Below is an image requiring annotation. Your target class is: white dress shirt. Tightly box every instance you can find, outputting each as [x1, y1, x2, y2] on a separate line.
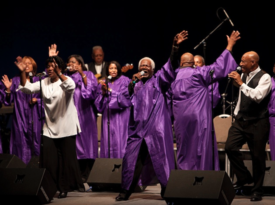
[234, 67, 271, 116]
[18, 76, 81, 138]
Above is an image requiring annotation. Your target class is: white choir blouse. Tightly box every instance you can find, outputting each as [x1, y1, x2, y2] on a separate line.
[18, 76, 81, 138]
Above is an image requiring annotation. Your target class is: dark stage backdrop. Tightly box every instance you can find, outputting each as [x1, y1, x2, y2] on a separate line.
[1, 1, 274, 115]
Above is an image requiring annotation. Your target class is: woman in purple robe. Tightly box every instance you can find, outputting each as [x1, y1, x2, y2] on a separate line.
[268, 63, 275, 160]
[95, 61, 131, 158]
[66, 54, 98, 181]
[170, 31, 240, 171]
[1, 56, 43, 164]
[0, 82, 5, 153]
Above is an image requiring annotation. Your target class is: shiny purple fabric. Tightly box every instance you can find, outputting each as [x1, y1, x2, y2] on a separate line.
[268, 77, 275, 160]
[171, 50, 238, 170]
[67, 71, 98, 159]
[4, 76, 43, 164]
[208, 82, 220, 108]
[0, 82, 5, 153]
[121, 59, 175, 190]
[95, 75, 131, 158]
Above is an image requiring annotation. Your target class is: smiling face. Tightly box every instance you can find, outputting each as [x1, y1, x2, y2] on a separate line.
[24, 58, 34, 74]
[108, 63, 118, 78]
[194, 56, 204, 67]
[138, 59, 153, 78]
[239, 52, 259, 74]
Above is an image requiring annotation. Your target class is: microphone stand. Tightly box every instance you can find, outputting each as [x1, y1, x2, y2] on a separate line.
[194, 18, 229, 54]
[210, 70, 215, 170]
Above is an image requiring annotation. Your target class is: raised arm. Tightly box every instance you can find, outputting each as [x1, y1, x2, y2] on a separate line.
[170, 30, 188, 69]
[14, 56, 27, 86]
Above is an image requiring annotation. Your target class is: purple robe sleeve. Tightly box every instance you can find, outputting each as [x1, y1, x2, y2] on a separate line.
[208, 82, 220, 108]
[157, 59, 176, 91]
[198, 49, 238, 86]
[80, 71, 98, 100]
[94, 83, 108, 113]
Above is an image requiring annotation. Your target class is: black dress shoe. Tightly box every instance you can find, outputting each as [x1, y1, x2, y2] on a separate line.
[58, 192, 68, 198]
[115, 190, 131, 201]
[233, 178, 253, 190]
[250, 192, 262, 201]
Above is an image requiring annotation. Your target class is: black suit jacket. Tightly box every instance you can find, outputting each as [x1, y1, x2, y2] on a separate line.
[86, 61, 108, 78]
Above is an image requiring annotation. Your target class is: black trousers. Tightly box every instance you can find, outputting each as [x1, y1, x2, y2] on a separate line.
[225, 117, 269, 193]
[42, 135, 84, 192]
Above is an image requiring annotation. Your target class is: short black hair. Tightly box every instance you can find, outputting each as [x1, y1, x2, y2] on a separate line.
[45, 56, 65, 72]
[108, 61, 122, 78]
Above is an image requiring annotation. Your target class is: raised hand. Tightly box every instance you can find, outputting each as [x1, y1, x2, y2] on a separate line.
[226, 30, 241, 51]
[49, 44, 59, 57]
[14, 56, 27, 72]
[2, 75, 12, 90]
[173, 30, 188, 45]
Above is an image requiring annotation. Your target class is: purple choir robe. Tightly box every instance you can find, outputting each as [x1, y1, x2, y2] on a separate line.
[0, 82, 5, 153]
[171, 50, 238, 170]
[121, 59, 175, 190]
[4, 76, 43, 164]
[268, 77, 275, 160]
[95, 75, 131, 158]
[67, 71, 98, 159]
[208, 82, 220, 108]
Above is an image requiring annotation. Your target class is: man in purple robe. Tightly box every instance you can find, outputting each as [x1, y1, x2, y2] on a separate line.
[170, 31, 240, 171]
[269, 63, 275, 160]
[115, 30, 188, 201]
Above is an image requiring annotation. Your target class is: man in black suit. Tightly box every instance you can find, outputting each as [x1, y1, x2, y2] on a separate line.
[85, 46, 108, 79]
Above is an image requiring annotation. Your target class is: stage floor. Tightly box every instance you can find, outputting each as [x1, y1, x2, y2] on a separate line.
[46, 183, 275, 205]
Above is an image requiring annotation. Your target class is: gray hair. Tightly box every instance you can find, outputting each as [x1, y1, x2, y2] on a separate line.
[194, 55, 205, 65]
[92, 46, 103, 52]
[138, 57, 155, 70]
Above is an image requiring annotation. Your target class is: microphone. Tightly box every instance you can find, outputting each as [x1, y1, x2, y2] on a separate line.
[29, 72, 33, 83]
[65, 66, 71, 72]
[223, 9, 234, 27]
[236, 66, 242, 74]
[133, 71, 145, 83]
[209, 70, 215, 75]
[227, 66, 242, 83]
[35, 71, 47, 77]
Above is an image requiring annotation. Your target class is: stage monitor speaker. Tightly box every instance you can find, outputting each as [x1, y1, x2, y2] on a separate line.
[87, 158, 122, 192]
[164, 170, 235, 205]
[0, 154, 26, 168]
[233, 160, 275, 187]
[0, 168, 57, 204]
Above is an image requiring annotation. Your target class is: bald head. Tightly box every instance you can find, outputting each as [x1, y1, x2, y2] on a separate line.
[240, 51, 260, 73]
[243, 51, 260, 64]
[180, 52, 194, 67]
